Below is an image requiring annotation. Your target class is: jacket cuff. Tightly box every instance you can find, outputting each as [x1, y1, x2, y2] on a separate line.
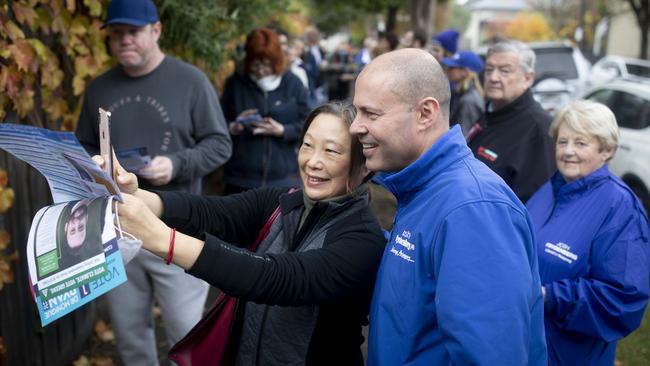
[155, 190, 190, 223]
[167, 154, 181, 180]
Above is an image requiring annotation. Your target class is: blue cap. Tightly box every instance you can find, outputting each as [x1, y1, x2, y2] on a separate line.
[104, 0, 159, 28]
[442, 51, 484, 73]
[433, 29, 459, 54]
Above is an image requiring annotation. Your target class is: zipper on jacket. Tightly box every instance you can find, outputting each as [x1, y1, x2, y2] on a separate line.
[261, 90, 270, 187]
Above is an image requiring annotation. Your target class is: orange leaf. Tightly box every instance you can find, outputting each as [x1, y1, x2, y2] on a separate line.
[12, 3, 39, 29]
[2, 21, 26, 42]
[0, 258, 15, 291]
[0, 229, 10, 250]
[0, 188, 15, 213]
[41, 65, 64, 89]
[0, 168, 7, 188]
[0, 95, 7, 121]
[8, 39, 37, 73]
[0, 65, 23, 99]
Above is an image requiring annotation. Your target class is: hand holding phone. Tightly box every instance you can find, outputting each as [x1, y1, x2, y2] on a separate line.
[236, 112, 262, 127]
[98, 108, 116, 179]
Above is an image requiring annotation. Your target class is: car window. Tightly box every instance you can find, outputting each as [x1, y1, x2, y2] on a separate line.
[609, 91, 649, 130]
[534, 47, 579, 82]
[626, 63, 650, 78]
[586, 89, 615, 105]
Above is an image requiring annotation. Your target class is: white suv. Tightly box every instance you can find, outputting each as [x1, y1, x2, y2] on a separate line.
[583, 80, 650, 214]
[529, 41, 592, 114]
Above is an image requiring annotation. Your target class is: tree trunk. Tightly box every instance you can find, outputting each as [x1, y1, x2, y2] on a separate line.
[386, 6, 399, 33]
[410, 0, 438, 42]
[627, 0, 650, 59]
[434, 0, 449, 33]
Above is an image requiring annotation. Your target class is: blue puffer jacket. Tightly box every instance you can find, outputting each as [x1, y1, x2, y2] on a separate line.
[526, 165, 650, 366]
[221, 69, 309, 188]
[368, 126, 548, 366]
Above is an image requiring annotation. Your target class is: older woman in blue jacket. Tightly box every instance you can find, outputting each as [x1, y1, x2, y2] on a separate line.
[526, 100, 650, 366]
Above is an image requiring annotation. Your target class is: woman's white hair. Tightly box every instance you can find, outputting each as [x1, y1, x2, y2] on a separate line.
[549, 100, 619, 159]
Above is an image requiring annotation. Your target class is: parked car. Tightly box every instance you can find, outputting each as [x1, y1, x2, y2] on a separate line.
[583, 80, 650, 214]
[528, 41, 592, 114]
[590, 55, 650, 86]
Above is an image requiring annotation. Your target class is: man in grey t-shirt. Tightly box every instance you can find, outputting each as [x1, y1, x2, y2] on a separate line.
[75, 0, 231, 364]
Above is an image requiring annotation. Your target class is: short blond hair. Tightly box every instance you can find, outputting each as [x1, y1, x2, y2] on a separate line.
[550, 100, 619, 158]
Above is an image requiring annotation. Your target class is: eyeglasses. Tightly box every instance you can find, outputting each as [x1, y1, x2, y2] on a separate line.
[249, 60, 272, 71]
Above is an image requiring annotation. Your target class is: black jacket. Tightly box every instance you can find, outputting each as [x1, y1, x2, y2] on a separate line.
[468, 89, 555, 203]
[221, 70, 310, 189]
[158, 187, 385, 365]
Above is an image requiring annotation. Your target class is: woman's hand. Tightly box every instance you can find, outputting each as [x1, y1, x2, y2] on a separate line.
[118, 193, 205, 269]
[93, 154, 138, 194]
[253, 117, 285, 137]
[230, 108, 259, 136]
[117, 193, 169, 253]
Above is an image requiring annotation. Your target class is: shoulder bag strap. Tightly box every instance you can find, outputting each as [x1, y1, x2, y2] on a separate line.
[249, 188, 296, 252]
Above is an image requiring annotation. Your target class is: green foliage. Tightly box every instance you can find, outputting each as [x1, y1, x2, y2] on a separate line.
[305, 0, 405, 35]
[447, 0, 470, 34]
[617, 305, 650, 365]
[158, 0, 291, 72]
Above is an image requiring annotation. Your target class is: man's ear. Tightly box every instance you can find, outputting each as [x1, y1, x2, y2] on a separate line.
[524, 70, 535, 88]
[152, 21, 162, 41]
[416, 97, 440, 131]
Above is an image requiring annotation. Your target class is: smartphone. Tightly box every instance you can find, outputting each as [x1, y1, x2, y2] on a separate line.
[98, 108, 114, 179]
[237, 113, 262, 127]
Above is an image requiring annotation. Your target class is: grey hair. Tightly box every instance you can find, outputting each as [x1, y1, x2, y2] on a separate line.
[487, 40, 536, 73]
[549, 100, 619, 159]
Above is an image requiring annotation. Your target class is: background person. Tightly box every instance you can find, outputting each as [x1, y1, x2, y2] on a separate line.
[99, 101, 385, 365]
[442, 50, 485, 137]
[222, 27, 310, 194]
[430, 28, 459, 61]
[468, 40, 555, 203]
[74, 0, 232, 364]
[351, 48, 547, 365]
[526, 100, 650, 366]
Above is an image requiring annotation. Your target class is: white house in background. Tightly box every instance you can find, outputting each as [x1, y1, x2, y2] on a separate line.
[594, 1, 650, 59]
[462, 0, 530, 50]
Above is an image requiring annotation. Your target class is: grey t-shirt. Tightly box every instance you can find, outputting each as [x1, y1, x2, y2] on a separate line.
[76, 56, 231, 193]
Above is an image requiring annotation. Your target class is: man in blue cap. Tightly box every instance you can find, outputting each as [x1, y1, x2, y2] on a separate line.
[442, 50, 485, 137]
[75, 0, 232, 364]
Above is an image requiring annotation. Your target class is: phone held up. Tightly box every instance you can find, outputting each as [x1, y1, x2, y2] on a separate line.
[98, 108, 116, 180]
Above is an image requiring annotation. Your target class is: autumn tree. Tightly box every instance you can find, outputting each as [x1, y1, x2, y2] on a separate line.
[505, 12, 554, 42]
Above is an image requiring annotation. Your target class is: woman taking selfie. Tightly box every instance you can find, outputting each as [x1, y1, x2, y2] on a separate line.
[526, 100, 650, 365]
[101, 102, 385, 365]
